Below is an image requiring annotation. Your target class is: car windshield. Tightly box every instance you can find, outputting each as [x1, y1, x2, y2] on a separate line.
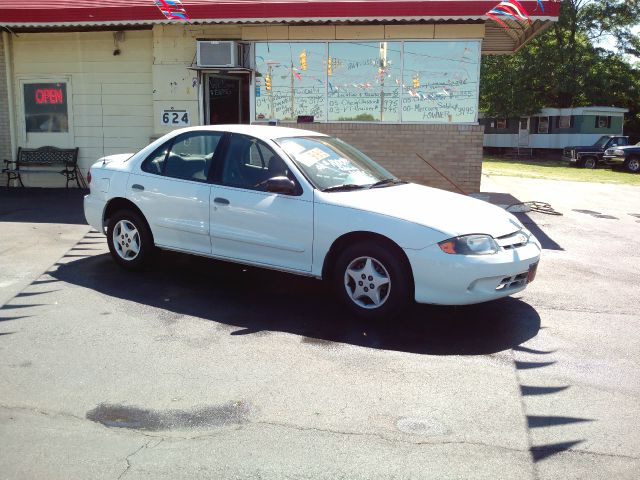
[592, 136, 611, 148]
[275, 136, 398, 191]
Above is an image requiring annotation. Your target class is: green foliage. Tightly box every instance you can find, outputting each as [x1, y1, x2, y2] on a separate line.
[337, 113, 376, 121]
[480, 0, 640, 140]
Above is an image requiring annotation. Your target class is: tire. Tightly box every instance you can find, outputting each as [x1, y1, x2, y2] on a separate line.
[624, 157, 640, 173]
[106, 209, 153, 270]
[333, 241, 412, 320]
[582, 156, 597, 169]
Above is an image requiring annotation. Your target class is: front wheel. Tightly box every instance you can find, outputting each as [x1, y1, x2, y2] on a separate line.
[624, 157, 640, 173]
[106, 209, 153, 270]
[333, 241, 412, 320]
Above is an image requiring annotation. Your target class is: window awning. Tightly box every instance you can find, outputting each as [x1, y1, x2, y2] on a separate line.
[1, 1, 560, 28]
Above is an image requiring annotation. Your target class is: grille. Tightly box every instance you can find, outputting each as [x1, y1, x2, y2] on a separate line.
[496, 272, 528, 291]
[496, 231, 529, 250]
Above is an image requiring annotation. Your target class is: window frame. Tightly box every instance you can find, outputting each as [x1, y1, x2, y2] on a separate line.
[538, 116, 550, 134]
[595, 116, 612, 129]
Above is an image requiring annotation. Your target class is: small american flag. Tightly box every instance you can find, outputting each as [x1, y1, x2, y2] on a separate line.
[154, 0, 190, 21]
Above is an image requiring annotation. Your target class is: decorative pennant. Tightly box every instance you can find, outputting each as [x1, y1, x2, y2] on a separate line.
[486, 0, 534, 30]
[154, 0, 190, 21]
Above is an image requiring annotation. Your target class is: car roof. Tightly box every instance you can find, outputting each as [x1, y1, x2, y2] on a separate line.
[168, 124, 328, 142]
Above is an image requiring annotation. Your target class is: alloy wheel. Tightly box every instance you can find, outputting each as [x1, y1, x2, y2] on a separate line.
[343, 256, 391, 309]
[112, 219, 141, 261]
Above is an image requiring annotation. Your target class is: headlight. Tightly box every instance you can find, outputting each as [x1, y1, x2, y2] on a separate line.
[438, 234, 499, 255]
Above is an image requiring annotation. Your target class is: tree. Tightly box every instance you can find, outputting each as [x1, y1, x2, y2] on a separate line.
[480, 0, 640, 140]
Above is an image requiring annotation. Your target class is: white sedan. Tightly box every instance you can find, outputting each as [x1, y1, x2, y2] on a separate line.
[84, 125, 541, 319]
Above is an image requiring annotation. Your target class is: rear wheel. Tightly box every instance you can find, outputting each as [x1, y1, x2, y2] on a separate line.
[106, 209, 153, 270]
[624, 157, 640, 173]
[333, 241, 412, 320]
[582, 156, 597, 169]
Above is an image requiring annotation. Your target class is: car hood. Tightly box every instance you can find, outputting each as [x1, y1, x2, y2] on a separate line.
[564, 145, 603, 152]
[315, 183, 523, 238]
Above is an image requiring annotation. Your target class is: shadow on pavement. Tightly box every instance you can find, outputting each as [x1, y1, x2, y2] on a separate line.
[51, 249, 541, 356]
[478, 192, 563, 251]
[0, 188, 87, 225]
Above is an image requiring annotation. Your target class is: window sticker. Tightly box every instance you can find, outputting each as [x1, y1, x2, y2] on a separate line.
[296, 147, 331, 167]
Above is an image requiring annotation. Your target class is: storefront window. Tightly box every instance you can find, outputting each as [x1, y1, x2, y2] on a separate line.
[327, 41, 401, 122]
[255, 43, 327, 121]
[402, 42, 480, 123]
[24, 83, 69, 132]
[254, 40, 480, 124]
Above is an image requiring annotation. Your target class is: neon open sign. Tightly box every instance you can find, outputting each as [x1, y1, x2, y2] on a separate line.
[35, 88, 64, 105]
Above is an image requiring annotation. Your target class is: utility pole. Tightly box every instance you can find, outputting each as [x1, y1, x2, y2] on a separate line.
[379, 42, 387, 121]
[290, 61, 295, 120]
[266, 62, 276, 120]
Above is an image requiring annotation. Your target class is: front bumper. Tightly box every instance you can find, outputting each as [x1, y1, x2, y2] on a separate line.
[561, 155, 577, 164]
[405, 237, 541, 306]
[603, 155, 626, 166]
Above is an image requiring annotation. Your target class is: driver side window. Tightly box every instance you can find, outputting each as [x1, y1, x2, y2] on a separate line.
[221, 134, 295, 192]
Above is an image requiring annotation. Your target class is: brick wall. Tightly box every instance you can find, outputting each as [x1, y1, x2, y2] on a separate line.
[280, 123, 484, 193]
[0, 35, 11, 163]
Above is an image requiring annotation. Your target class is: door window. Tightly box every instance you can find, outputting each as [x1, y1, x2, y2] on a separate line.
[221, 134, 295, 192]
[24, 83, 69, 133]
[141, 132, 223, 181]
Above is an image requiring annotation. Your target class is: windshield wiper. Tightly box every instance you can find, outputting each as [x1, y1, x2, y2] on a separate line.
[322, 184, 367, 192]
[369, 178, 407, 188]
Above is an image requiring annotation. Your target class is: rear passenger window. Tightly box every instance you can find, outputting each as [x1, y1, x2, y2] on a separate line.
[142, 132, 223, 181]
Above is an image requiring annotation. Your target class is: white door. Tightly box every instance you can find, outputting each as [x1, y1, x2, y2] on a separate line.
[20, 77, 74, 148]
[127, 131, 224, 254]
[210, 133, 314, 272]
[518, 118, 530, 147]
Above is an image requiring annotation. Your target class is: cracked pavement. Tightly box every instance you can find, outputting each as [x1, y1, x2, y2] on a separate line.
[0, 177, 639, 479]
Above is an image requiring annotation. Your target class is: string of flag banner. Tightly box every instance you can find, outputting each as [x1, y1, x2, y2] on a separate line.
[150, 1, 556, 28]
[261, 48, 471, 102]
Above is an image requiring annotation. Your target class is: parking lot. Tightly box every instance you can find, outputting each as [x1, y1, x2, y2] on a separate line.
[1, 175, 639, 479]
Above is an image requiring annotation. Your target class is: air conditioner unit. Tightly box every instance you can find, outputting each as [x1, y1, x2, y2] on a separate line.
[197, 41, 240, 68]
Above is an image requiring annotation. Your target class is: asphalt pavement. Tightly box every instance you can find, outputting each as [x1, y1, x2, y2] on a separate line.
[0, 177, 638, 479]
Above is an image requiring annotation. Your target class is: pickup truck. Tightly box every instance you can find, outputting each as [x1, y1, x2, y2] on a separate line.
[603, 142, 640, 173]
[561, 135, 630, 169]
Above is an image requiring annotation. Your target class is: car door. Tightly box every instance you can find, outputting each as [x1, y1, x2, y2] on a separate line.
[127, 131, 224, 254]
[209, 133, 314, 272]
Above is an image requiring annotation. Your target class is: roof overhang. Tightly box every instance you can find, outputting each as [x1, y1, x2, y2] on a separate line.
[1, 1, 560, 54]
[1, 1, 560, 28]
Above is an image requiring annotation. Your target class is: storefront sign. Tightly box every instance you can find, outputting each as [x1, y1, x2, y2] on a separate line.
[24, 82, 69, 133]
[161, 110, 190, 126]
[35, 87, 64, 105]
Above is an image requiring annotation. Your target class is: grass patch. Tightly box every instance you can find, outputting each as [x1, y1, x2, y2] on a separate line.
[483, 156, 640, 186]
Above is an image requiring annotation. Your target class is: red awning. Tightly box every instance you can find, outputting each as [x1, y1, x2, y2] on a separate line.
[1, 1, 560, 27]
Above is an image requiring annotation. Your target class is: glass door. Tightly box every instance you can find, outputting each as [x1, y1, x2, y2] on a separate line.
[205, 74, 249, 124]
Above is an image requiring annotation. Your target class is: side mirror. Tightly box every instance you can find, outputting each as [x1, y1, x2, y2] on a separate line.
[265, 176, 297, 195]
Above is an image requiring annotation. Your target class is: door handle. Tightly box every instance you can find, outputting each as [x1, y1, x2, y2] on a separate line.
[214, 197, 230, 205]
[131, 184, 145, 191]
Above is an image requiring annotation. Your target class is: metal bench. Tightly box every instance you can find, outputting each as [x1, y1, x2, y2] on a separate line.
[2, 146, 86, 188]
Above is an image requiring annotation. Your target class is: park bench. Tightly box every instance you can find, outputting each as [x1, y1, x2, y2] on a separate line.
[2, 146, 86, 188]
